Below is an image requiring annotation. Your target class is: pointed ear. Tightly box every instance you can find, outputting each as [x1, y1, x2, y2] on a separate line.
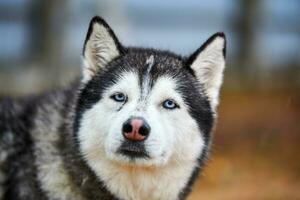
[82, 16, 123, 82]
[187, 32, 226, 111]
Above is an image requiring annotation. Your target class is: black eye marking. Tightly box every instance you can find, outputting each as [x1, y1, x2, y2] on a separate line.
[162, 99, 179, 110]
[110, 92, 127, 103]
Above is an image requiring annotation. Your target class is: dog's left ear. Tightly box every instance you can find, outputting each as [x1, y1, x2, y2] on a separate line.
[82, 16, 123, 82]
[187, 33, 226, 111]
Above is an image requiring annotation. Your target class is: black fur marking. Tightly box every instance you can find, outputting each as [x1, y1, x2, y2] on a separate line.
[175, 73, 213, 143]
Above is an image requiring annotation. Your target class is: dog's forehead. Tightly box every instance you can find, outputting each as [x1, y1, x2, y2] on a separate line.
[116, 50, 184, 75]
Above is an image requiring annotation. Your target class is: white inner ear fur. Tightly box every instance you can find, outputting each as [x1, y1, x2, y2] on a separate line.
[190, 36, 225, 111]
[82, 23, 120, 83]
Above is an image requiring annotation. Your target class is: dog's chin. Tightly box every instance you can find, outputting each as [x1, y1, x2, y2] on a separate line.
[104, 152, 149, 166]
[106, 150, 168, 167]
[118, 149, 150, 160]
[105, 140, 170, 167]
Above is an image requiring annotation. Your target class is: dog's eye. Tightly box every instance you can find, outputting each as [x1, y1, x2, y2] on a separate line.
[111, 92, 127, 102]
[162, 99, 178, 110]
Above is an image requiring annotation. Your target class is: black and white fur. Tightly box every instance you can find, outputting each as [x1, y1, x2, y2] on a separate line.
[0, 16, 226, 200]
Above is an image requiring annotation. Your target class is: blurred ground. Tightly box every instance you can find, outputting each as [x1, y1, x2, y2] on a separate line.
[188, 90, 300, 200]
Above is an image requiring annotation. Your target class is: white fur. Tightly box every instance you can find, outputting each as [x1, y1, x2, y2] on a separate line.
[190, 36, 225, 111]
[141, 55, 155, 100]
[82, 22, 120, 83]
[78, 71, 204, 200]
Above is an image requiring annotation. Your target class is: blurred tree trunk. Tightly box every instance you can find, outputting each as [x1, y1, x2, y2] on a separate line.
[296, 1, 300, 85]
[234, 0, 259, 80]
[28, 1, 67, 84]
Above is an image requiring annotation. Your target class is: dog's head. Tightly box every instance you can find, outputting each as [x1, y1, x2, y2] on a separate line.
[74, 17, 225, 171]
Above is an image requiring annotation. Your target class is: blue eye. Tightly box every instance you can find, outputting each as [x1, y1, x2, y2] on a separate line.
[111, 93, 126, 102]
[162, 99, 178, 109]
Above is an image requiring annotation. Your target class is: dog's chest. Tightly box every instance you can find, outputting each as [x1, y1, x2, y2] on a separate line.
[96, 161, 196, 200]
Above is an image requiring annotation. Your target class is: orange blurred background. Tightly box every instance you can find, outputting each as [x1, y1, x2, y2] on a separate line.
[188, 90, 300, 199]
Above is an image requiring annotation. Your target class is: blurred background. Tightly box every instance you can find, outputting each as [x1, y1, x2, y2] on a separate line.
[0, 0, 299, 199]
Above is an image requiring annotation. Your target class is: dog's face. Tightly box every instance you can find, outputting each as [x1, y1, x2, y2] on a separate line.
[75, 17, 225, 172]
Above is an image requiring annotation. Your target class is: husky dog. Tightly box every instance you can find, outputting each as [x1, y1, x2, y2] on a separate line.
[0, 16, 226, 200]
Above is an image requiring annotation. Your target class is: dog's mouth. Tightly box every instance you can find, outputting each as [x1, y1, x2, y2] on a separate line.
[117, 141, 150, 159]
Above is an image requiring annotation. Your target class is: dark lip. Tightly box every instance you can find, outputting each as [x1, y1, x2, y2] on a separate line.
[117, 141, 150, 159]
[118, 149, 150, 159]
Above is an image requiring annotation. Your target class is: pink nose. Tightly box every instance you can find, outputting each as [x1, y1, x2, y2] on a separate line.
[122, 117, 150, 141]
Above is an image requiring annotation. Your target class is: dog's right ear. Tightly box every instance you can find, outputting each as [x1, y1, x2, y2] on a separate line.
[187, 33, 226, 111]
[82, 16, 123, 82]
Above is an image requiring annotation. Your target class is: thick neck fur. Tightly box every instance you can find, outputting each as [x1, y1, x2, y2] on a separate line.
[87, 157, 199, 200]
